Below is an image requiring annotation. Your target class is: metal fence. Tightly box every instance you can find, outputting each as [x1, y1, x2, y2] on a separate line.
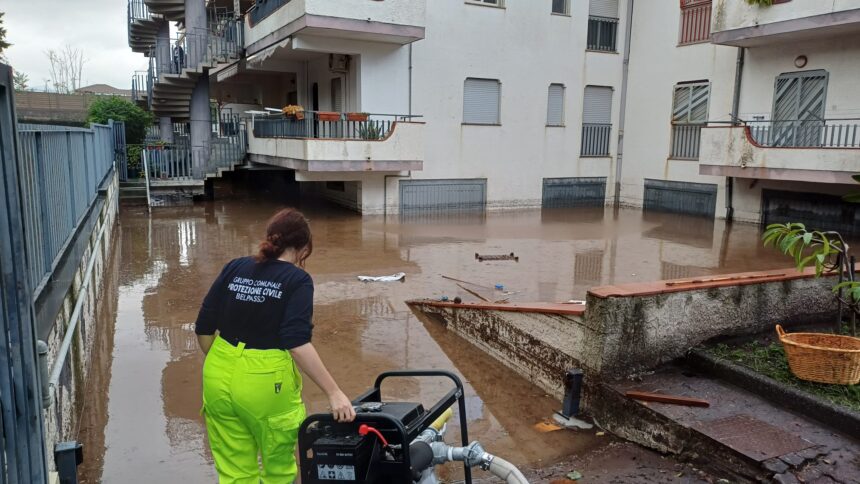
[249, 0, 292, 26]
[671, 124, 703, 159]
[747, 119, 860, 148]
[0, 63, 49, 484]
[587, 16, 618, 52]
[253, 112, 415, 140]
[580, 123, 612, 156]
[17, 123, 116, 292]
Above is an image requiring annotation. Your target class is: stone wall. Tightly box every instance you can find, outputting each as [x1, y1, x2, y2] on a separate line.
[42, 170, 119, 470]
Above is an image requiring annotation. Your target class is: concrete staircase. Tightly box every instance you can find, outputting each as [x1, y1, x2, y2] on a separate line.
[119, 179, 149, 205]
[143, 0, 185, 21]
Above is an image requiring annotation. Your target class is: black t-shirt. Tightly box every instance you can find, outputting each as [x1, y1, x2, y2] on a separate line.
[194, 256, 314, 350]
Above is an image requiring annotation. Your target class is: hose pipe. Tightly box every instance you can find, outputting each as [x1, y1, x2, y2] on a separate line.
[486, 455, 529, 484]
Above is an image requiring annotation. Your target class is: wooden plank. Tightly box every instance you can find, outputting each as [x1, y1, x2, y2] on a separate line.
[456, 283, 491, 302]
[625, 391, 710, 407]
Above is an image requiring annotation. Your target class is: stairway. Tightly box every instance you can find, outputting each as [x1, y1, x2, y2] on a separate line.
[119, 179, 149, 205]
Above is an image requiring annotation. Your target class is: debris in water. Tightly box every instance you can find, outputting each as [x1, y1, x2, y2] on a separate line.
[475, 252, 519, 262]
[553, 413, 593, 430]
[566, 470, 583, 480]
[357, 272, 406, 282]
[456, 283, 491, 302]
[533, 421, 563, 433]
[596, 431, 605, 437]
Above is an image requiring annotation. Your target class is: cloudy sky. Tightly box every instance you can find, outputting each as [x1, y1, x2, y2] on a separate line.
[3, 0, 145, 90]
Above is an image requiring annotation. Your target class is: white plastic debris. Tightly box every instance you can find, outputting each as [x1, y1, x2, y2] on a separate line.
[357, 272, 406, 283]
[552, 412, 594, 430]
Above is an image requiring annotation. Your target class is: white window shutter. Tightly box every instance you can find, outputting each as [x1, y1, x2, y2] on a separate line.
[464, 78, 501, 125]
[547, 84, 565, 126]
[582, 86, 612, 124]
[589, 0, 618, 17]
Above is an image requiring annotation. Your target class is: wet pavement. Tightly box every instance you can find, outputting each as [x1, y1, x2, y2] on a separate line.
[78, 201, 795, 483]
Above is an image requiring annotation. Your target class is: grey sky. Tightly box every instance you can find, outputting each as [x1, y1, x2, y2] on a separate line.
[3, 0, 145, 90]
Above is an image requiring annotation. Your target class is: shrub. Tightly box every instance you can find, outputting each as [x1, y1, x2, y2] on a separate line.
[87, 96, 153, 145]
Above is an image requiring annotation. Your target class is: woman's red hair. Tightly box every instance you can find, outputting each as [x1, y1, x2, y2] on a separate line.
[256, 208, 313, 267]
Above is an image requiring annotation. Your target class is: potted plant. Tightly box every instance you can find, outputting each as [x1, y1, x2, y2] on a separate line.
[317, 111, 341, 122]
[126, 145, 142, 179]
[762, 223, 860, 384]
[346, 112, 369, 122]
[358, 123, 384, 140]
[282, 104, 305, 120]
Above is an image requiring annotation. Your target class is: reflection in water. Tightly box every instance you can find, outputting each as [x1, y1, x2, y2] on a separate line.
[80, 202, 795, 483]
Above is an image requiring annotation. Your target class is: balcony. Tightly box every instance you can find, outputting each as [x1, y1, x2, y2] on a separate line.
[698, 121, 860, 184]
[710, 0, 860, 47]
[244, 0, 425, 52]
[248, 112, 424, 172]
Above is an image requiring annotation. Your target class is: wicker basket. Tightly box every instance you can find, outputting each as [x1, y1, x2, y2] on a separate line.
[776, 325, 860, 385]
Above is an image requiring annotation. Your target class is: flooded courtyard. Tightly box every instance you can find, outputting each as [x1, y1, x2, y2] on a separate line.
[78, 200, 795, 483]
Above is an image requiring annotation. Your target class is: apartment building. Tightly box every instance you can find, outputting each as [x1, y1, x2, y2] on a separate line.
[128, 0, 860, 225]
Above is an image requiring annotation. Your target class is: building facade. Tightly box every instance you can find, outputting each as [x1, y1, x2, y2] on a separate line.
[128, 0, 860, 224]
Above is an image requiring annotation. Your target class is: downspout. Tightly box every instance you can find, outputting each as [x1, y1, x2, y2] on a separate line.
[408, 44, 413, 117]
[727, 47, 745, 222]
[384, 43, 415, 217]
[614, 0, 634, 208]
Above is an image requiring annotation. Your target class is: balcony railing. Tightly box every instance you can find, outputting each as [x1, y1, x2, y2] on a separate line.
[587, 16, 618, 52]
[153, 21, 244, 76]
[679, 0, 712, 45]
[671, 124, 704, 159]
[581, 123, 612, 156]
[128, 0, 152, 22]
[249, 0, 292, 26]
[747, 119, 860, 148]
[131, 71, 148, 103]
[253, 112, 419, 140]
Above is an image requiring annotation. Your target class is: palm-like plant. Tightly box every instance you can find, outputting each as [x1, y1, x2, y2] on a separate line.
[763, 223, 857, 336]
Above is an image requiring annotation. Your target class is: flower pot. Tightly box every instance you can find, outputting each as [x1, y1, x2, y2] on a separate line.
[346, 113, 369, 122]
[317, 111, 341, 122]
[294, 111, 305, 121]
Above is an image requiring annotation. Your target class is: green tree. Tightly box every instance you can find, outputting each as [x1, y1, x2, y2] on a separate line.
[0, 12, 11, 62]
[13, 70, 27, 90]
[87, 96, 153, 145]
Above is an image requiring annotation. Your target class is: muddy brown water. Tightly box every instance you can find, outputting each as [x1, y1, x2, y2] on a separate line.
[78, 201, 795, 483]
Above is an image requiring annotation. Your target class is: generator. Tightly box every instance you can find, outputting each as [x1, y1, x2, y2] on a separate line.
[298, 370, 475, 484]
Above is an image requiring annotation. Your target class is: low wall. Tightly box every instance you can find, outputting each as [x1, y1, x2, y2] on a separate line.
[42, 169, 119, 469]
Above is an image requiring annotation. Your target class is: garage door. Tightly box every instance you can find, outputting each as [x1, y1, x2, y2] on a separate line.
[399, 179, 487, 213]
[643, 179, 717, 218]
[762, 189, 860, 235]
[543, 177, 607, 208]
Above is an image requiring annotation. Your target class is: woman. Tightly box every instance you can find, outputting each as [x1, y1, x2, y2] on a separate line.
[195, 208, 355, 483]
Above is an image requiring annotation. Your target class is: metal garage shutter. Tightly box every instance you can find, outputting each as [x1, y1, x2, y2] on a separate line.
[589, 0, 618, 18]
[547, 84, 565, 126]
[762, 189, 860, 235]
[399, 179, 487, 212]
[463, 78, 500, 125]
[643, 179, 717, 218]
[583, 86, 612, 124]
[543, 177, 607, 208]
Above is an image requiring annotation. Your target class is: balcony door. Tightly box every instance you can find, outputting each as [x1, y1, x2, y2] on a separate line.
[771, 70, 827, 147]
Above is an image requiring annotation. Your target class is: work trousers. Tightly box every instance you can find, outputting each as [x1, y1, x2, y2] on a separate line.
[202, 336, 306, 483]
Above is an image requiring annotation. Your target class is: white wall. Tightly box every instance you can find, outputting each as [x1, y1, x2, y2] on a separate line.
[621, 0, 737, 215]
[408, 0, 626, 208]
[711, 0, 860, 33]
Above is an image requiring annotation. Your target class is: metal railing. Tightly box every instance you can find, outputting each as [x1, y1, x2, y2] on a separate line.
[253, 112, 418, 140]
[587, 16, 618, 52]
[747, 119, 860, 148]
[16, 123, 117, 291]
[249, 0, 292, 26]
[679, 0, 712, 45]
[128, 0, 152, 21]
[671, 124, 704, 159]
[154, 21, 244, 77]
[581, 123, 612, 156]
[131, 71, 148, 103]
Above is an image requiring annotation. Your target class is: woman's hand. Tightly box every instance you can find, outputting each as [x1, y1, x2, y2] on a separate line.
[328, 390, 356, 423]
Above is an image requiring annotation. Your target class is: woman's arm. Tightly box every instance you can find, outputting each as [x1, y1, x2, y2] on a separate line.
[197, 334, 215, 355]
[289, 343, 356, 423]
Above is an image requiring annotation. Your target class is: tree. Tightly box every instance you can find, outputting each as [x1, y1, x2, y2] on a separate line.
[46, 45, 86, 93]
[13, 70, 28, 90]
[87, 96, 153, 145]
[0, 12, 10, 62]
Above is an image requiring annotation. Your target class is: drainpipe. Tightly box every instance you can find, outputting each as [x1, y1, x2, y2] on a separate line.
[613, 0, 634, 208]
[726, 47, 745, 222]
[408, 44, 413, 117]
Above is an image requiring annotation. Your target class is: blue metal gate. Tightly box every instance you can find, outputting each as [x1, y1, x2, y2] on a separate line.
[0, 64, 49, 484]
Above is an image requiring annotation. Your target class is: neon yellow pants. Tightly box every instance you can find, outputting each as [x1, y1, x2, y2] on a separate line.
[202, 336, 306, 484]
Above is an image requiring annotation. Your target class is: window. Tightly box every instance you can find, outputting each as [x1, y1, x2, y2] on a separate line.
[587, 0, 619, 52]
[467, 0, 503, 6]
[763, 70, 828, 147]
[679, 0, 712, 45]
[581, 86, 613, 156]
[463, 78, 501, 125]
[552, 0, 570, 15]
[670, 81, 710, 159]
[547, 84, 565, 126]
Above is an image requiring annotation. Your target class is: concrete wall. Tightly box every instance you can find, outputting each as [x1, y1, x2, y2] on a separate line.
[711, 0, 860, 33]
[43, 170, 119, 472]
